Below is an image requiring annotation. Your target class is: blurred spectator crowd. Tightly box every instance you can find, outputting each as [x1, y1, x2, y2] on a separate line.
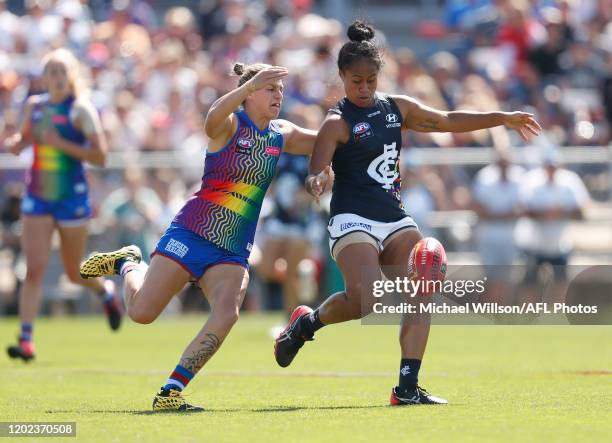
[0, 0, 610, 314]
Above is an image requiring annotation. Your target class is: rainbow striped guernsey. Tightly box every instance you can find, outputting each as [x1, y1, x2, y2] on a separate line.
[173, 110, 284, 257]
[28, 94, 88, 201]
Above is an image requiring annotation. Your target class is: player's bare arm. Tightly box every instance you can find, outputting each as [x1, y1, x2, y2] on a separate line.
[392, 95, 542, 141]
[4, 95, 37, 155]
[305, 114, 345, 201]
[277, 119, 317, 155]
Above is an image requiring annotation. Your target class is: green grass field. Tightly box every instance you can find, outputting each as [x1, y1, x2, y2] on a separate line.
[1, 315, 611, 443]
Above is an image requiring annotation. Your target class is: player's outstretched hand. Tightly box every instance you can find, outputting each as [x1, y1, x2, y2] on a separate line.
[245, 66, 288, 93]
[503, 112, 542, 142]
[306, 166, 333, 204]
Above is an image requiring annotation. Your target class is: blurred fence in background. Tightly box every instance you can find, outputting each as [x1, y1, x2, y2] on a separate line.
[2, 146, 611, 317]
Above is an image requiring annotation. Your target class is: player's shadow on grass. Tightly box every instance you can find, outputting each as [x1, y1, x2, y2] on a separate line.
[250, 405, 387, 413]
[47, 405, 387, 415]
[46, 410, 157, 415]
[129, 405, 387, 414]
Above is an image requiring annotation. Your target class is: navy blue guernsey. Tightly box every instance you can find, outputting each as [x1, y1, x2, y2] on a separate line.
[329, 93, 407, 222]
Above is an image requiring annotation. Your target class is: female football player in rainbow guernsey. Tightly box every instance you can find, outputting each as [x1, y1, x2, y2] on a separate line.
[79, 63, 318, 411]
[4, 49, 122, 362]
[274, 21, 542, 405]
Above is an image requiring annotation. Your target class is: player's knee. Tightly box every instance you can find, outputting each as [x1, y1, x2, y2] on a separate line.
[218, 305, 240, 327]
[212, 299, 240, 327]
[25, 263, 47, 283]
[127, 305, 157, 324]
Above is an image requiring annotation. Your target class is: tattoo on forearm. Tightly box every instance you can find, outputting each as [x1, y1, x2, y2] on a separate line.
[181, 333, 221, 373]
[416, 118, 440, 131]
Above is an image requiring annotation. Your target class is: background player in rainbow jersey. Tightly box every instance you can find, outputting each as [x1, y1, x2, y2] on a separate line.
[4, 48, 121, 362]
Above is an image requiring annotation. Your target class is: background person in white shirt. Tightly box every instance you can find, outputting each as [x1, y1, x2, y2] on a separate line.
[516, 149, 590, 305]
[471, 151, 524, 303]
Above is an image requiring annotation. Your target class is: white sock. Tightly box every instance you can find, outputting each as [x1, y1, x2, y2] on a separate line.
[120, 261, 148, 278]
[120, 262, 148, 307]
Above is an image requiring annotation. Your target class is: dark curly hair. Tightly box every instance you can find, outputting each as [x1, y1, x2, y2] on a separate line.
[337, 20, 383, 72]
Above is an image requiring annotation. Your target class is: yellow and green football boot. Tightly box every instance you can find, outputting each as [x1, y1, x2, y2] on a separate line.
[152, 388, 205, 412]
[80, 245, 142, 279]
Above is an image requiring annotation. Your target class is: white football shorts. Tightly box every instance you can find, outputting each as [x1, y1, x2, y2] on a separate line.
[327, 213, 418, 260]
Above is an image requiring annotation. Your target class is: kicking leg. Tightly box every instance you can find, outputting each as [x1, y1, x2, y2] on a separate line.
[380, 229, 429, 363]
[380, 229, 447, 405]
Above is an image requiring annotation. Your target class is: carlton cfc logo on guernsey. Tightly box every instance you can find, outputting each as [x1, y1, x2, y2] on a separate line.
[353, 122, 373, 141]
[236, 137, 254, 155]
[367, 142, 399, 190]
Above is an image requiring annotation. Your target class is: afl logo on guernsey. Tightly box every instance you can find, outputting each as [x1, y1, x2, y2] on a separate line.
[236, 137, 254, 155]
[353, 122, 372, 141]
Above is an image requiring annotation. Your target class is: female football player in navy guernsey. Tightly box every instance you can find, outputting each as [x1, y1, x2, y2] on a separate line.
[4, 49, 122, 362]
[274, 21, 542, 405]
[79, 63, 317, 411]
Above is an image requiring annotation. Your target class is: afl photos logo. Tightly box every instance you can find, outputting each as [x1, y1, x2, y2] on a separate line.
[235, 137, 254, 155]
[353, 121, 373, 141]
[385, 113, 401, 128]
[367, 142, 399, 190]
